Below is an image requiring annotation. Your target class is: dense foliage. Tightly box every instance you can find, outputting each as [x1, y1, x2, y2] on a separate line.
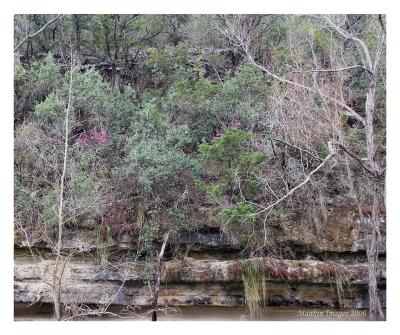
[14, 14, 385, 258]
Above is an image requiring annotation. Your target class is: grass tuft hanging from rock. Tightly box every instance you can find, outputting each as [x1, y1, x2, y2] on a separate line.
[241, 259, 267, 320]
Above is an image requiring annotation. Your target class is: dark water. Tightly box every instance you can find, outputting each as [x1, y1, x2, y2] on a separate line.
[15, 303, 381, 321]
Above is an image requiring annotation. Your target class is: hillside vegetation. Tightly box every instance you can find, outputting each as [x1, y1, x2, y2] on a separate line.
[14, 14, 386, 320]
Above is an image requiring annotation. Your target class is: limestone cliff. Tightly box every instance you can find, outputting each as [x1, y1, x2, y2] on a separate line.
[14, 203, 386, 316]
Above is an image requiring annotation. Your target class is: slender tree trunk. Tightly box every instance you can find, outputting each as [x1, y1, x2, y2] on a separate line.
[151, 232, 169, 321]
[111, 63, 117, 90]
[366, 176, 384, 320]
[365, 77, 384, 320]
[52, 48, 74, 321]
[74, 16, 81, 55]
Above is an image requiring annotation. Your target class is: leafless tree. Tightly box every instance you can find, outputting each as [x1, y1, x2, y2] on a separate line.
[50, 45, 75, 320]
[218, 14, 385, 320]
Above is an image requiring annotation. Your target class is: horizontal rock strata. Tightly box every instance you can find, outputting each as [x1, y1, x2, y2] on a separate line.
[14, 256, 386, 309]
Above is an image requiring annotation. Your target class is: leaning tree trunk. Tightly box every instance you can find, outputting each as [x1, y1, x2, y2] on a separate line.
[150, 232, 169, 321]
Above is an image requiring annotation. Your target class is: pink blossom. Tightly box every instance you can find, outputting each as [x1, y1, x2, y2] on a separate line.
[213, 129, 223, 138]
[78, 127, 110, 145]
[229, 119, 241, 129]
[47, 135, 62, 143]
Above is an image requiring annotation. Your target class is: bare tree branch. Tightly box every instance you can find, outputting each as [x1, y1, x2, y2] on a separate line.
[290, 64, 372, 75]
[335, 142, 376, 176]
[244, 48, 366, 126]
[250, 150, 335, 216]
[270, 137, 324, 162]
[14, 14, 64, 52]
[322, 16, 373, 71]
[217, 18, 366, 126]
[373, 24, 386, 76]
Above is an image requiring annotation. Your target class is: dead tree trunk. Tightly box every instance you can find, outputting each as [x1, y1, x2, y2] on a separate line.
[364, 79, 385, 320]
[366, 176, 384, 320]
[150, 232, 169, 321]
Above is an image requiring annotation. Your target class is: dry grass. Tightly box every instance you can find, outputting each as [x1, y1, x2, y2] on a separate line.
[241, 259, 267, 320]
[328, 262, 352, 307]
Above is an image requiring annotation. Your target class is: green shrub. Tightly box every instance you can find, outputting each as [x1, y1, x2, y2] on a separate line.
[315, 139, 329, 158]
[34, 92, 64, 120]
[199, 129, 265, 194]
[199, 129, 253, 173]
[218, 202, 259, 228]
[146, 44, 190, 85]
[30, 53, 62, 94]
[211, 63, 268, 127]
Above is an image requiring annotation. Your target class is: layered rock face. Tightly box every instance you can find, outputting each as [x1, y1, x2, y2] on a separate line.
[14, 204, 386, 313]
[15, 256, 385, 309]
